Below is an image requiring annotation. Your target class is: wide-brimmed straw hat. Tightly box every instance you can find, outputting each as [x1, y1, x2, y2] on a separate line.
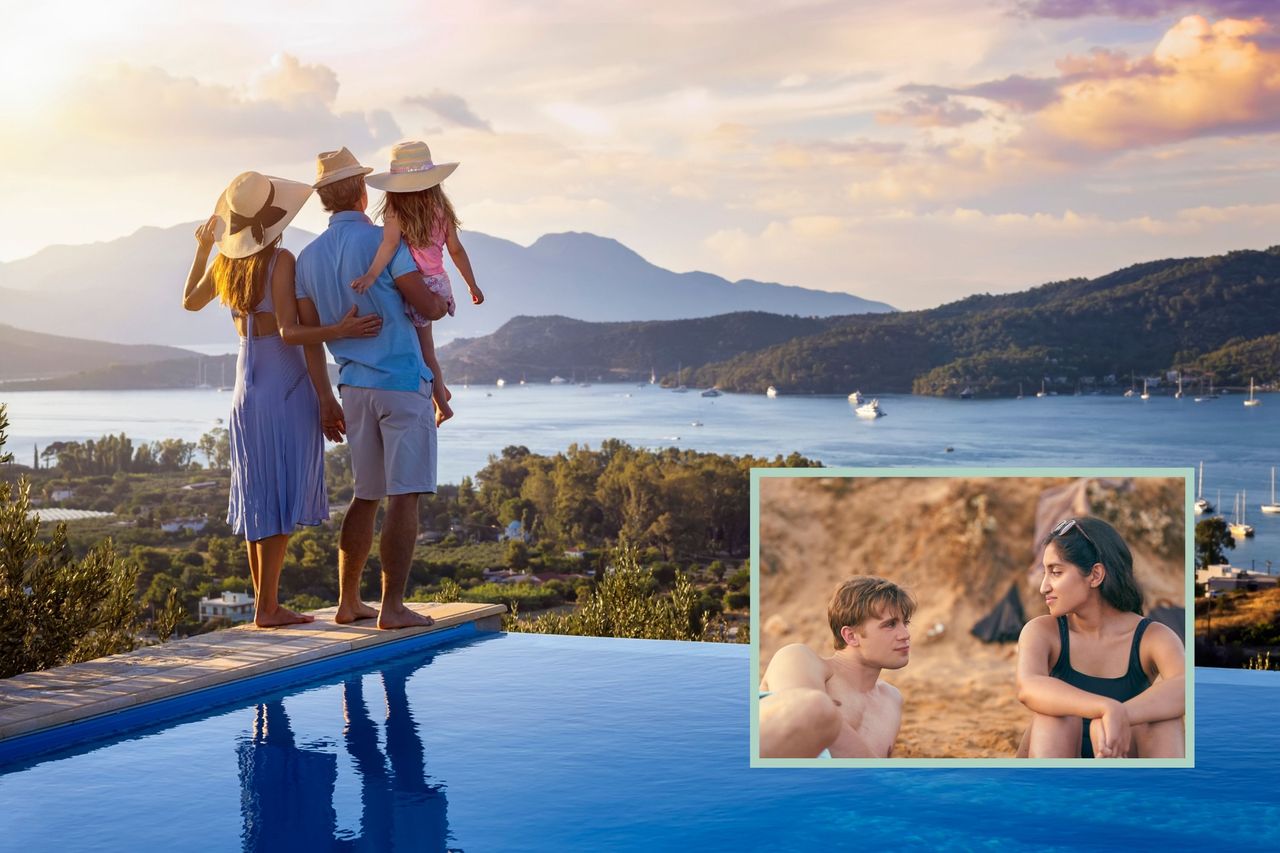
[213, 171, 312, 259]
[366, 140, 458, 193]
[313, 146, 374, 189]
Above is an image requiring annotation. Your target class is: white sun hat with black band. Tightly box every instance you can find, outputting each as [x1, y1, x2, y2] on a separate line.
[213, 171, 313, 259]
[366, 140, 459, 193]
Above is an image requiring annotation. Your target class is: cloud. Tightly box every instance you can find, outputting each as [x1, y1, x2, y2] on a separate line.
[252, 53, 339, 106]
[51, 62, 400, 168]
[1016, 1, 1275, 20]
[878, 88, 988, 127]
[1032, 15, 1280, 152]
[404, 90, 494, 132]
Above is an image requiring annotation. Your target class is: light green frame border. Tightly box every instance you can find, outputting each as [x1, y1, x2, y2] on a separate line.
[748, 466, 1195, 768]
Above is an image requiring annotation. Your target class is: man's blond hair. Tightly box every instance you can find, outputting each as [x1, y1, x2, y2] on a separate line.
[828, 576, 916, 650]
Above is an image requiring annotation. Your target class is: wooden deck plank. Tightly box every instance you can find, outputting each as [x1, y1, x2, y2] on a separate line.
[0, 601, 505, 741]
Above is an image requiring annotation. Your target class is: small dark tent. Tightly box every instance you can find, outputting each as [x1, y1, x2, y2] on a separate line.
[971, 582, 1026, 643]
[1146, 603, 1185, 642]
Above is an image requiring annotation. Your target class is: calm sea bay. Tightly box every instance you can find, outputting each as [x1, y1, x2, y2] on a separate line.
[3, 383, 1278, 570]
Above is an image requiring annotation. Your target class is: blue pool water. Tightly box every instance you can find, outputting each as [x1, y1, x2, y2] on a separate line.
[1, 633, 1278, 852]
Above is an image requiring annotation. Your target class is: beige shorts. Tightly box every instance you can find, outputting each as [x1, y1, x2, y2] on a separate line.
[341, 379, 437, 499]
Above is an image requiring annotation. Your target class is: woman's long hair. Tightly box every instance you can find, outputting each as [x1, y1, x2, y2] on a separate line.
[377, 185, 460, 250]
[210, 238, 280, 314]
[1042, 516, 1144, 614]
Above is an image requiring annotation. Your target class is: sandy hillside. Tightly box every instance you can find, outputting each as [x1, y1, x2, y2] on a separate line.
[758, 476, 1185, 758]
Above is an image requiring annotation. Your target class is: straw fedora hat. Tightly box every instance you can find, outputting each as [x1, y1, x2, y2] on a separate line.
[213, 171, 312, 259]
[366, 140, 458, 193]
[313, 146, 373, 189]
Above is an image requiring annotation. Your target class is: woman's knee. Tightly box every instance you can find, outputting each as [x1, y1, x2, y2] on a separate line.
[1027, 712, 1081, 758]
[1132, 717, 1184, 758]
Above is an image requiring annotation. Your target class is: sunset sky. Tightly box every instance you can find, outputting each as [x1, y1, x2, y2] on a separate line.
[4, 0, 1280, 309]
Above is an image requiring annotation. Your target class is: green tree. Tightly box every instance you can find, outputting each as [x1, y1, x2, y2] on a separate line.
[505, 539, 530, 570]
[0, 405, 140, 677]
[197, 427, 231, 470]
[153, 438, 197, 471]
[1195, 517, 1235, 569]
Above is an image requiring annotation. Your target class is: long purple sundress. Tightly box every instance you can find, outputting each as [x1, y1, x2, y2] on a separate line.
[226, 250, 329, 540]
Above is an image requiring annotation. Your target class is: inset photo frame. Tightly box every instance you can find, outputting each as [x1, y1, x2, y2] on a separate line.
[750, 468, 1194, 768]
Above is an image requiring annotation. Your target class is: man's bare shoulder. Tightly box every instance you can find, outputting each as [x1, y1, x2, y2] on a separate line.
[762, 643, 831, 689]
[879, 681, 904, 707]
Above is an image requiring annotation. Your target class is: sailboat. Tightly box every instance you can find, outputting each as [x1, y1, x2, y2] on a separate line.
[195, 357, 213, 390]
[1174, 372, 1184, 399]
[1262, 467, 1280, 515]
[1140, 378, 1150, 401]
[216, 360, 232, 392]
[1123, 372, 1135, 398]
[1036, 380, 1047, 398]
[1194, 461, 1213, 515]
[1017, 382, 1024, 400]
[1230, 491, 1255, 538]
[1244, 377, 1261, 407]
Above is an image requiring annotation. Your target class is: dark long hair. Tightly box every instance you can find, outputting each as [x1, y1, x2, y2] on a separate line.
[1042, 516, 1144, 615]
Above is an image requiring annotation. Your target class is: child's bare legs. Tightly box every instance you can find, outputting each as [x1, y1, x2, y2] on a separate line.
[415, 324, 452, 425]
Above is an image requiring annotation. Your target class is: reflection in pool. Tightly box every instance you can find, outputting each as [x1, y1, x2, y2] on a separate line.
[1, 633, 1278, 852]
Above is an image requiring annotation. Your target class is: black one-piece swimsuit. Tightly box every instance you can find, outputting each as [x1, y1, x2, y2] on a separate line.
[1049, 616, 1152, 758]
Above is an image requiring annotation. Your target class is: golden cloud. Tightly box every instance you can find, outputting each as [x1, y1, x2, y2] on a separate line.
[1035, 15, 1280, 151]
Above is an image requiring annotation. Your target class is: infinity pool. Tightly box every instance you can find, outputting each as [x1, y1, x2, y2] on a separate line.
[1, 634, 1277, 851]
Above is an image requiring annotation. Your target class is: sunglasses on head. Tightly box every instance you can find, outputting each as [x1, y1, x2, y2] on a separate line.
[1052, 518, 1100, 558]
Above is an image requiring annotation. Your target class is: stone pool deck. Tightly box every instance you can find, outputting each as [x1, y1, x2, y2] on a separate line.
[0, 601, 504, 742]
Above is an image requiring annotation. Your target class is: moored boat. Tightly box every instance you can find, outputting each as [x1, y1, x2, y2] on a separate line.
[854, 398, 885, 419]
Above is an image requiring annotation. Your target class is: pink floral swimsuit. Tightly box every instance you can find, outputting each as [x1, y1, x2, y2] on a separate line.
[404, 220, 454, 327]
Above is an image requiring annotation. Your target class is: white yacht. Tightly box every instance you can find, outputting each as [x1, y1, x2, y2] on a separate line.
[766, 386, 779, 398]
[1230, 491, 1255, 538]
[1194, 461, 1213, 515]
[701, 388, 722, 398]
[1245, 377, 1261, 407]
[549, 376, 568, 384]
[854, 398, 885, 419]
[1261, 467, 1280, 515]
[1140, 379, 1150, 401]
[847, 390, 864, 405]
[496, 378, 506, 387]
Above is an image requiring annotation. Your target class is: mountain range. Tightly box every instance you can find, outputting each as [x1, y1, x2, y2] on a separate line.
[8, 242, 1279, 397]
[0, 224, 890, 347]
[441, 247, 1280, 395]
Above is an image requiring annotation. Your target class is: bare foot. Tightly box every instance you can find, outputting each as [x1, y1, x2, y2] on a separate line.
[335, 601, 379, 624]
[378, 605, 435, 630]
[255, 606, 316, 628]
[435, 399, 454, 427]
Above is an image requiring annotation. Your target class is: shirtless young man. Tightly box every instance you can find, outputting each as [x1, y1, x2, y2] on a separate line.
[759, 576, 915, 758]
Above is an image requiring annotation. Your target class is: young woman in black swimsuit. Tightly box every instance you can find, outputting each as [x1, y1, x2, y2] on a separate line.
[1015, 517, 1185, 758]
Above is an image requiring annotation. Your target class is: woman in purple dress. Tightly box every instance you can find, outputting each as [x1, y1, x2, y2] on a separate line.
[182, 171, 381, 627]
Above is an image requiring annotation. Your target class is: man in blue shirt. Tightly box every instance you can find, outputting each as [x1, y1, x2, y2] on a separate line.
[295, 147, 448, 630]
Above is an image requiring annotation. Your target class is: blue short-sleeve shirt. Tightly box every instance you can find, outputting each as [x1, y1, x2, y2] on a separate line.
[295, 210, 432, 391]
